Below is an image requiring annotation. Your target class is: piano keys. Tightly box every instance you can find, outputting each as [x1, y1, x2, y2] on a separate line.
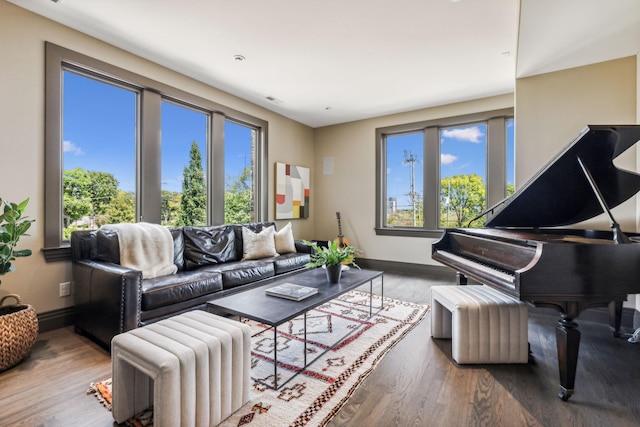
[432, 125, 640, 401]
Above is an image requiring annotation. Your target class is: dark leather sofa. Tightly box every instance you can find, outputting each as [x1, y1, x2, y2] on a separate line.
[71, 222, 311, 349]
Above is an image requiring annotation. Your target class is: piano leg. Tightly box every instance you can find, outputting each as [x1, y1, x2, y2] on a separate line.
[608, 301, 623, 337]
[556, 307, 581, 401]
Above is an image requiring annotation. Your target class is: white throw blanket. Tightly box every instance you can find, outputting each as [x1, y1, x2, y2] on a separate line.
[101, 222, 178, 279]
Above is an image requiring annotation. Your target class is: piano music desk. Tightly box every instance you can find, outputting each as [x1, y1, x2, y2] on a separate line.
[430, 285, 529, 364]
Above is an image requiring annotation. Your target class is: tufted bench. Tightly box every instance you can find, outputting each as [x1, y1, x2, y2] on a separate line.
[111, 310, 251, 427]
[430, 285, 529, 364]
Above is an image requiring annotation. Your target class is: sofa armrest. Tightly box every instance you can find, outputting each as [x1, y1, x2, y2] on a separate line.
[295, 239, 330, 254]
[294, 240, 314, 254]
[73, 259, 142, 348]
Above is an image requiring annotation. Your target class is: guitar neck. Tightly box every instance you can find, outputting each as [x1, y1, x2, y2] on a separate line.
[336, 212, 348, 247]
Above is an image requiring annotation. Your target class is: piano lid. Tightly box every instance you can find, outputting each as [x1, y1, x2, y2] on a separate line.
[485, 125, 640, 228]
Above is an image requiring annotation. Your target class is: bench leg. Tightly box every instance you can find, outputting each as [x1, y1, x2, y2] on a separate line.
[111, 334, 182, 426]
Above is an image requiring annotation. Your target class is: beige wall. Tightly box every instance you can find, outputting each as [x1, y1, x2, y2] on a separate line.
[0, 1, 315, 314]
[312, 94, 514, 266]
[515, 56, 638, 231]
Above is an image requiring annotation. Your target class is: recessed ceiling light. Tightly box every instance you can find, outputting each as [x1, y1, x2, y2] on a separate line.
[266, 96, 284, 104]
[234, 55, 246, 62]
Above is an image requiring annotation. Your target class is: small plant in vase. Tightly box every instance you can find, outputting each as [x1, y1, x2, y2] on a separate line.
[303, 240, 359, 283]
[0, 197, 38, 372]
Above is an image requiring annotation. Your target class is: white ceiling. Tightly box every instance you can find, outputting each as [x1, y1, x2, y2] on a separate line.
[7, 0, 640, 128]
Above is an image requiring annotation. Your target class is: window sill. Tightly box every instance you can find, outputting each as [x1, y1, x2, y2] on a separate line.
[374, 227, 444, 239]
[42, 246, 71, 262]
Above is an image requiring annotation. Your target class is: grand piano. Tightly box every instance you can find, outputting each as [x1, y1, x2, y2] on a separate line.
[432, 125, 640, 401]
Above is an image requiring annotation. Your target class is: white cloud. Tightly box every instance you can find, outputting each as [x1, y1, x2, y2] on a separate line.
[441, 153, 457, 165]
[63, 140, 84, 155]
[442, 126, 484, 143]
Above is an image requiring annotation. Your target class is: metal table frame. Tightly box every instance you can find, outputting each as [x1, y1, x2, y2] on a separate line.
[208, 268, 384, 390]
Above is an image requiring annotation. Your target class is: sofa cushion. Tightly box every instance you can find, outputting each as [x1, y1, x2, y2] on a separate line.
[231, 222, 276, 260]
[141, 270, 223, 311]
[70, 230, 98, 261]
[96, 228, 121, 264]
[274, 222, 296, 254]
[241, 226, 279, 260]
[199, 260, 275, 289]
[183, 225, 238, 270]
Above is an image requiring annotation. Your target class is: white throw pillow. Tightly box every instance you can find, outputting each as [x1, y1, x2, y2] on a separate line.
[242, 226, 279, 260]
[275, 222, 297, 254]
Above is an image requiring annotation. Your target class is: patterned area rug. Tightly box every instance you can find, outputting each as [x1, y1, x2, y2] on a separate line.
[88, 290, 429, 426]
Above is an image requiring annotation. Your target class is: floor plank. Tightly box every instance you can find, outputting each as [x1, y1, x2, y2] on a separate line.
[1, 271, 640, 426]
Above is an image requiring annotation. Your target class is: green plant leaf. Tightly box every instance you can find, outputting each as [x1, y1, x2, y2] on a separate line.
[0, 197, 34, 280]
[16, 198, 30, 212]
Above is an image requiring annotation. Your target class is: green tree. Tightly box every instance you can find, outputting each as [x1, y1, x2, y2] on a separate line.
[440, 174, 486, 228]
[161, 190, 182, 225]
[89, 171, 119, 214]
[103, 190, 135, 225]
[63, 167, 119, 227]
[224, 167, 252, 224]
[178, 141, 206, 226]
[63, 193, 91, 227]
[63, 168, 92, 226]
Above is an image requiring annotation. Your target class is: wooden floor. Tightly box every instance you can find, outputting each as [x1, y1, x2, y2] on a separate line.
[2, 272, 640, 426]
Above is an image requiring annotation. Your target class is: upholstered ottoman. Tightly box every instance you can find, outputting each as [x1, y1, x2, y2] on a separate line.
[430, 285, 528, 364]
[111, 310, 251, 427]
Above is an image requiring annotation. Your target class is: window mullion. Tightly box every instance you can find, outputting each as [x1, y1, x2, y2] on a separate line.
[211, 112, 226, 225]
[487, 117, 507, 207]
[139, 89, 162, 223]
[424, 127, 439, 229]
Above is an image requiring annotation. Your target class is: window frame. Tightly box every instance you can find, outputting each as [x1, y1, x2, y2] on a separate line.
[44, 43, 268, 260]
[375, 108, 514, 238]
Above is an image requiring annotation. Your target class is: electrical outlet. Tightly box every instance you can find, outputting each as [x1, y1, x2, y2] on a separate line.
[59, 281, 71, 297]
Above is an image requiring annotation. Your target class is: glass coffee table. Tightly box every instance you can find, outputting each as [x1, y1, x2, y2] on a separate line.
[207, 267, 383, 389]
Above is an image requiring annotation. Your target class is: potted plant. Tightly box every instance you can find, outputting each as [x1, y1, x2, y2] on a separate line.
[303, 240, 359, 283]
[0, 197, 37, 372]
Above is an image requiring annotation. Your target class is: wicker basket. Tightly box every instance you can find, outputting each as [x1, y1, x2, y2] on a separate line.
[0, 294, 39, 371]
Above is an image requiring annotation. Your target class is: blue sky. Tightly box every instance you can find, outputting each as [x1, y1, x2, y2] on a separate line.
[63, 71, 252, 193]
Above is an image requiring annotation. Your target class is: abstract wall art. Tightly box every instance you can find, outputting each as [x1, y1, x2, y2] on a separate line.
[275, 162, 310, 219]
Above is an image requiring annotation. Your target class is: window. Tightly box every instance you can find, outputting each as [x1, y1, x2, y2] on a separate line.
[375, 109, 513, 237]
[62, 71, 138, 238]
[161, 101, 208, 226]
[440, 123, 487, 228]
[44, 43, 268, 260]
[224, 120, 257, 223]
[385, 132, 424, 227]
